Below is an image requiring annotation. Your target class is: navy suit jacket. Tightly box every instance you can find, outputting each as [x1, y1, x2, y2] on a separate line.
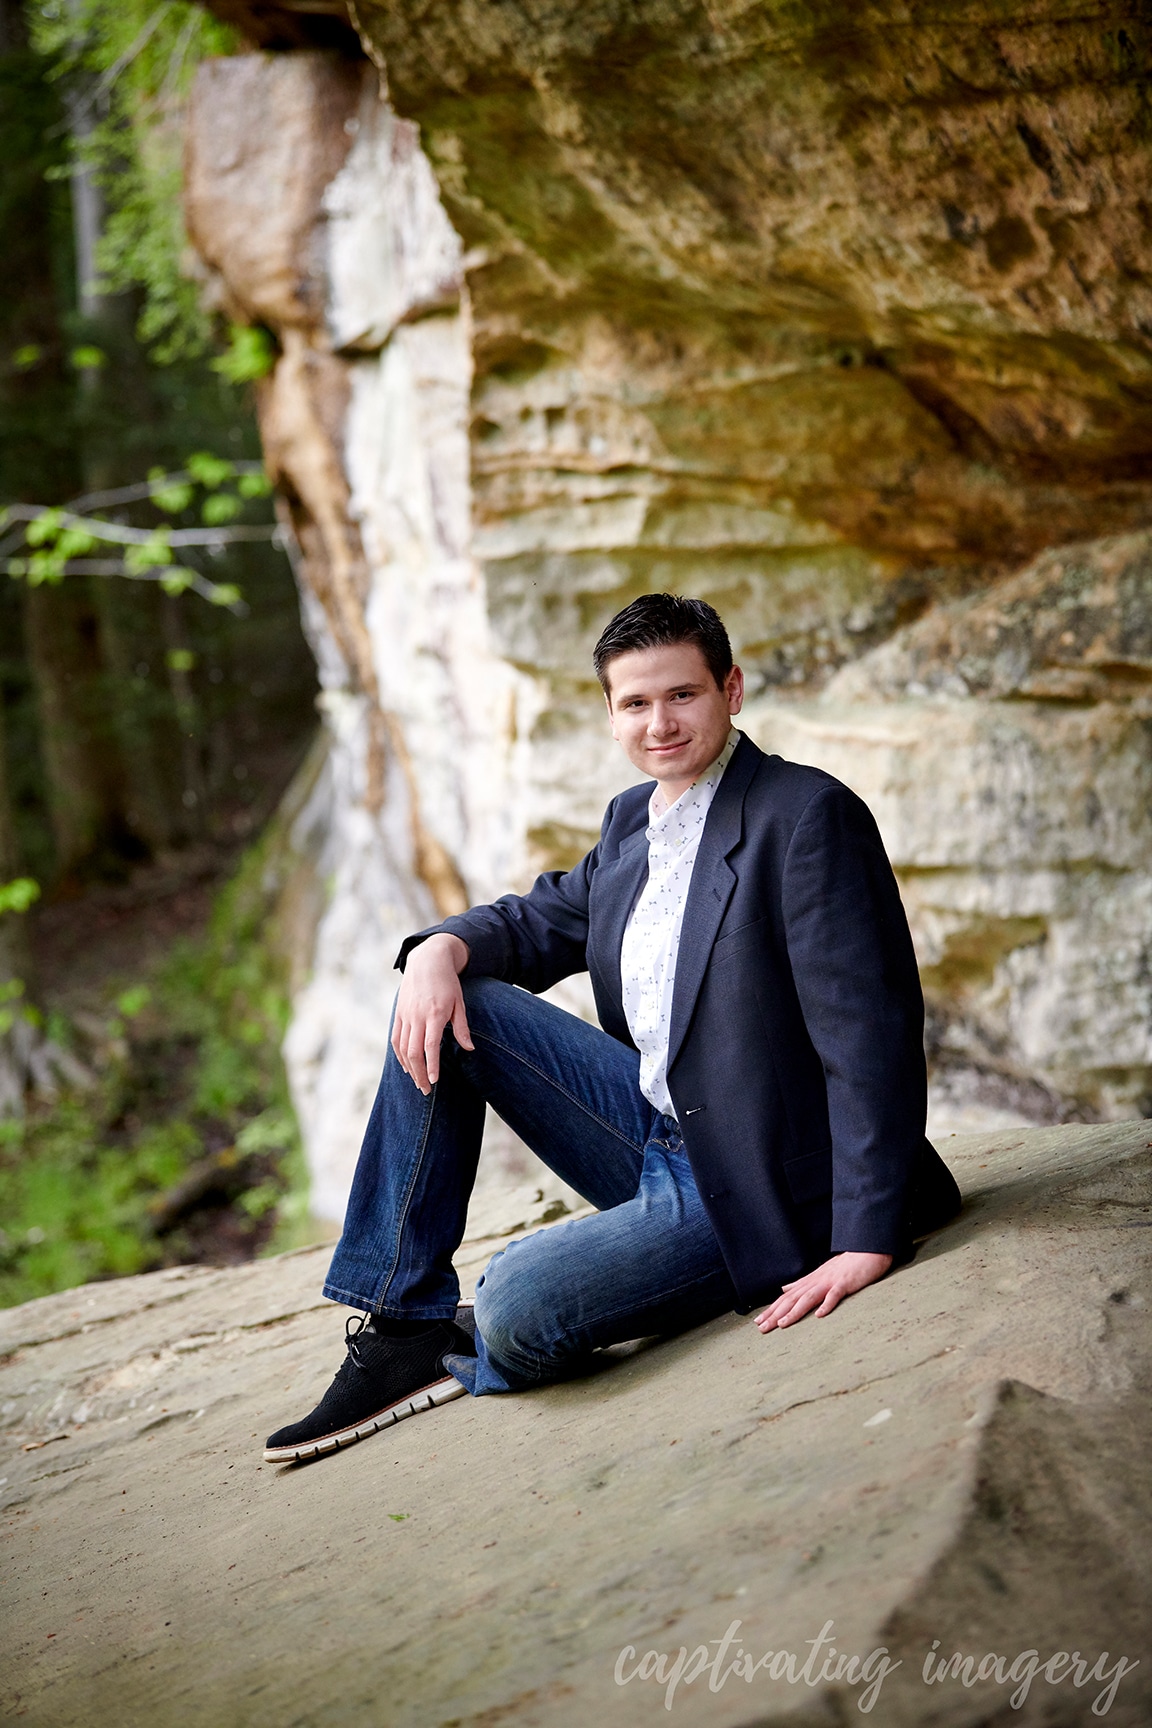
[399, 732, 961, 1309]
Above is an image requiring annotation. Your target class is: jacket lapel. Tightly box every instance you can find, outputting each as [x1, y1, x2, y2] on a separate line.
[665, 734, 760, 1074]
[587, 821, 650, 1026]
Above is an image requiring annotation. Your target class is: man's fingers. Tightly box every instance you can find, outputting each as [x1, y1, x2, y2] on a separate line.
[776, 1285, 826, 1328]
[392, 1016, 416, 1084]
[755, 1252, 892, 1336]
[424, 1022, 443, 1087]
[404, 1022, 432, 1093]
[450, 995, 474, 1052]
[756, 1278, 836, 1330]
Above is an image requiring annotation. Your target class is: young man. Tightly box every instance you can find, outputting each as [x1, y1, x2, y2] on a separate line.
[265, 595, 960, 1463]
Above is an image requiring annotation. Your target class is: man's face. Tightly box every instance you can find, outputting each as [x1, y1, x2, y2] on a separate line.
[604, 641, 744, 801]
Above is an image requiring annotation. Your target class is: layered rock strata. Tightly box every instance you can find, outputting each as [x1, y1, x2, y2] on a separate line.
[3, 1122, 1150, 1726]
[184, 3, 1152, 1211]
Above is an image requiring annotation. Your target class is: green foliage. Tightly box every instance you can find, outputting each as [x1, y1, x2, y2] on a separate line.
[0, 877, 40, 915]
[186, 450, 235, 488]
[0, 978, 37, 1038]
[0, 833, 312, 1309]
[4, 458, 278, 615]
[148, 466, 193, 512]
[29, 0, 239, 362]
[123, 525, 172, 573]
[201, 490, 241, 525]
[69, 344, 106, 370]
[237, 469, 272, 500]
[212, 324, 277, 385]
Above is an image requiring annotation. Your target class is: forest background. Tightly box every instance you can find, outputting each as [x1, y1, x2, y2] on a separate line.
[0, 0, 323, 1306]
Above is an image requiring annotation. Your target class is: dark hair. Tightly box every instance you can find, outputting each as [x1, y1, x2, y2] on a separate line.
[593, 593, 733, 694]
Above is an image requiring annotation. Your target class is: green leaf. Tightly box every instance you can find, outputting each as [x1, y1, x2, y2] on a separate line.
[166, 648, 196, 673]
[27, 550, 68, 585]
[237, 1182, 280, 1220]
[0, 879, 41, 916]
[159, 569, 193, 596]
[237, 471, 272, 499]
[201, 492, 241, 526]
[56, 527, 100, 559]
[25, 508, 64, 547]
[235, 1108, 295, 1155]
[124, 528, 172, 574]
[13, 344, 44, 370]
[70, 345, 107, 371]
[186, 451, 235, 489]
[206, 582, 242, 609]
[148, 469, 195, 514]
[115, 985, 151, 1020]
[211, 324, 276, 385]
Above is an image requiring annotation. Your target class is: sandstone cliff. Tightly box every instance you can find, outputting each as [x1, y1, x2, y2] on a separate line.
[182, 3, 1152, 1215]
[3, 1122, 1150, 1725]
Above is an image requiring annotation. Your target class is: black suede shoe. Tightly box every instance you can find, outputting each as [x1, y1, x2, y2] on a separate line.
[454, 1298, 476, 1348]
[264, 1315, 472, 1464]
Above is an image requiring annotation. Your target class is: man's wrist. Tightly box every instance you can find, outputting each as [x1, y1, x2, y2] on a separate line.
[421, 931, 470, 974]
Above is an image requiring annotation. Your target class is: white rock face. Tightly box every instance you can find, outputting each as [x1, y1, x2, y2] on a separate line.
[184, 50, 1152, 1219]
[748, 691, 1152, 1128]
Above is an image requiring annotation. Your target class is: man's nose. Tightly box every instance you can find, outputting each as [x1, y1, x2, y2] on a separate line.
[647, 704, 679, 737]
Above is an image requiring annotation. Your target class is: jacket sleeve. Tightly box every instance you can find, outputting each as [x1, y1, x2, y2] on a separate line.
[779, 783, 926, 1256]
[394, 800, 617, 994]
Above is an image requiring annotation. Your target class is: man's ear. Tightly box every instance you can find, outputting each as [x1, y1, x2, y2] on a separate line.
[726, 664, 745, 714]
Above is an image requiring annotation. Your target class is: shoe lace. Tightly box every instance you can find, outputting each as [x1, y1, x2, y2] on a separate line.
[345, 1311, 373, 1370]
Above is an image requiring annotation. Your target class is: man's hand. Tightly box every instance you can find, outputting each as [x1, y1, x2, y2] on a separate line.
[391, 933, 472, 1095]
[753, 1251, 893, 1333]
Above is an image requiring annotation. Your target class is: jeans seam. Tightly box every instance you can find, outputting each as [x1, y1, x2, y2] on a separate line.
[374, 1083, 439, 1311]
[471, 1029, 648, 1155]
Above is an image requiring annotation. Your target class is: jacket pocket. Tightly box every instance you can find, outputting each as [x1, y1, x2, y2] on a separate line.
[783, 1146, 833, 1204]
[711, 913, 771, 962]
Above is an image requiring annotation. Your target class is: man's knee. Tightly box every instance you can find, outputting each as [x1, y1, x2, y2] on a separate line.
[473, 1245, 556, 1378]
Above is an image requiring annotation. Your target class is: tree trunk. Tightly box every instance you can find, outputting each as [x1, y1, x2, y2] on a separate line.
[22, 581, 140, 878]
[92, 578, 186, 853]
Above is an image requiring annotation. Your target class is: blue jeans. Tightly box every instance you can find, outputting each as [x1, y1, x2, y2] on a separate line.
[324, 977, 738, 1395]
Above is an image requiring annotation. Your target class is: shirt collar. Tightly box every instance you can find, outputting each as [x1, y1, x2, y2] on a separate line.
[648, 728, 740, 828]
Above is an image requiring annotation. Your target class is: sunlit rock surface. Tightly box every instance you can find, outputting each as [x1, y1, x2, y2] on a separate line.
[3, 1123, 1150, 1726]
[184, 4, 1152, 1213]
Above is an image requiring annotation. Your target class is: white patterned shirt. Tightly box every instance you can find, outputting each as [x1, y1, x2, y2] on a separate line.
[620, 730, 739, 1120]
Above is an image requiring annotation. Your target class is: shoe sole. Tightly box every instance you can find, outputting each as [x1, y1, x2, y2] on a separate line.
[263, 1375, 466, 1464]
